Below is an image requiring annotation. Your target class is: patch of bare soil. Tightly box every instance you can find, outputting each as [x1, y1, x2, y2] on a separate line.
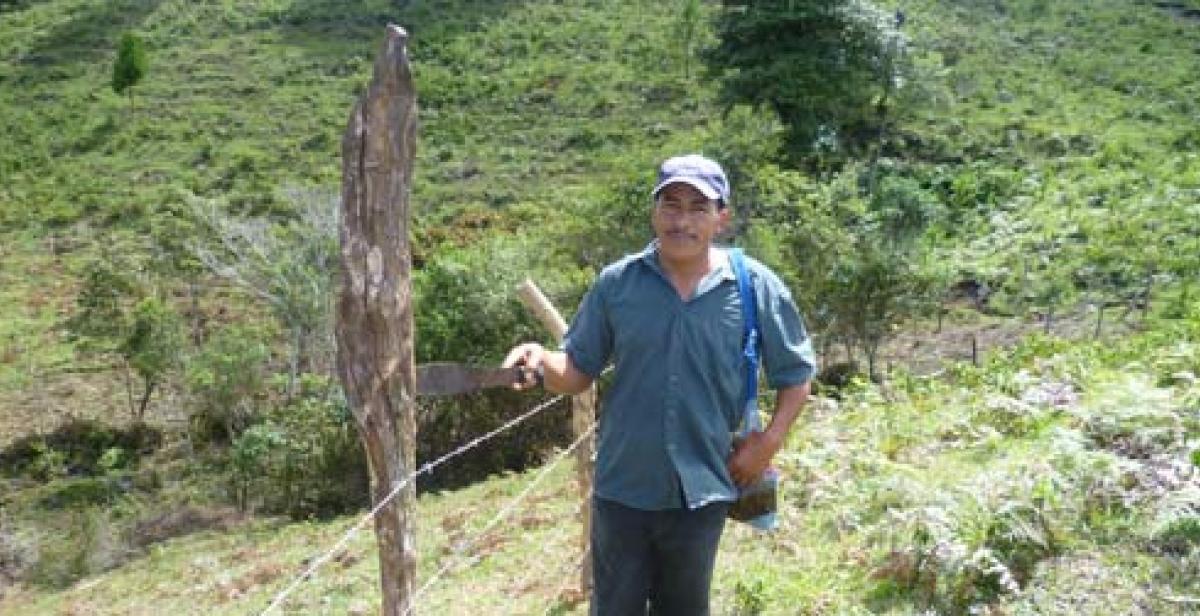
[876, 305, 1143, 378]
[0, 366, 186, 450]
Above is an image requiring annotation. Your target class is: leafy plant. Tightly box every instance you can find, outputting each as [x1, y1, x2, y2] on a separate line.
[226, 374, 367, 518]
[186, 323, 272, 444]
[731, 576, 768, 615]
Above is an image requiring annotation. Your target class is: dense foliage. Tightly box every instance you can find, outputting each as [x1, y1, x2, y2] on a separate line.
[705, 0, 908, 164]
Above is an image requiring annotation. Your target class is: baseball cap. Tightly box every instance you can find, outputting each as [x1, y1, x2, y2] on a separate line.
[651, 154, 731, 206]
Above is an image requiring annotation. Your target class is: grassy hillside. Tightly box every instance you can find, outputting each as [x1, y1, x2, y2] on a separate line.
[2, 0, 1199, 613]
[3, 326, 1198, 614]
[0, 0, 727, 442]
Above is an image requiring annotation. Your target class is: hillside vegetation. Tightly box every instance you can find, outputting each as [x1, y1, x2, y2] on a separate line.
[1, 0, 1199, 614]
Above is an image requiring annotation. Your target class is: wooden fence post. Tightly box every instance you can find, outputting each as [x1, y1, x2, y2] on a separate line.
[335, 25, 419, 616]
[516, 279, 596, 595]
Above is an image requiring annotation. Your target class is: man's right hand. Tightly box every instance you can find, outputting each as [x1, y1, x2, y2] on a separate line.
[503, 342, 546, 391]
[503, 343, 595, 395]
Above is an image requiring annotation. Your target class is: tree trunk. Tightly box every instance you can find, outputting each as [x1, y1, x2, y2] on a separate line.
[122, 360, 137, 421]
[136, 378, 155, 423]
[335, 25, 420, 616]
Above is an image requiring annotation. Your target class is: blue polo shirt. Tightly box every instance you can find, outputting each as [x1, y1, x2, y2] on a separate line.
[563, 243, 816, 511]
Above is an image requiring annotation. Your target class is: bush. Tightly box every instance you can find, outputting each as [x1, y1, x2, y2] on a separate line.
[0, 420, 161, 480]
[415, 388, 570, 492]
[1147, 486, 1200, 556]
[130, 505, 244, 549]
[186, 323, 273, 444]
[37, 476, 129, 510]
[227, 374, 367, 519]
[26, 507, 123, 589]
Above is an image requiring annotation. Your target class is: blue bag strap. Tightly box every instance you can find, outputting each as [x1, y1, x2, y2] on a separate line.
[729, 248, 761, 432]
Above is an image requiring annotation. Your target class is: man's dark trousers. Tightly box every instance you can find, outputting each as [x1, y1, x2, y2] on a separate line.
[590, 497, 729, 615]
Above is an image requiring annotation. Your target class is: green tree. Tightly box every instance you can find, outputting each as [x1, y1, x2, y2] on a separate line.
[67, 255, 183, 422]
[747, 165, 943, 379]
[112, 32, 148, 109]
[704, 0, 907, 165]
[123, 297, 184, 421]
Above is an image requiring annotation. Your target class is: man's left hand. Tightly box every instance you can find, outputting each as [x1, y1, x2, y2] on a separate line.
[727, 430, 782, 487]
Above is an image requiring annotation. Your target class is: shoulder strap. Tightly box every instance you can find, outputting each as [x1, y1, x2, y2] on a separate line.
[729, 248, 761, 431]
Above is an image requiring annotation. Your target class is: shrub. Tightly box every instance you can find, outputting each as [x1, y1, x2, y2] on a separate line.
[731, 576, 768, 615]
[870, 468, 1063, 612]
[0, 420, 161, 480]
[186, 323, 273, 444]
[227, 374, 367, 519]
[415, 388, 570, 492]
[1146, 486, 1200, 556]
[27, 507, 123, 588]
[130, 505, 244, 549]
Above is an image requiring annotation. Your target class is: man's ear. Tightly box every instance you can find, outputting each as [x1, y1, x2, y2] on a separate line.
[717, 206, 733, 231]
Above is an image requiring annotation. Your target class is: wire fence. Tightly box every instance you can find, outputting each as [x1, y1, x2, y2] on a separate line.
[259, 392, 569, 615]
[402, 422, 596, 616]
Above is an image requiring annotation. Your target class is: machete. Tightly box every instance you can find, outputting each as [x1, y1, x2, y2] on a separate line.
[415, 362, 529, 396]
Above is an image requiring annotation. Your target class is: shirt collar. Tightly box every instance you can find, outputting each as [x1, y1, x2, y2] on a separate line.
[638, 241, 736, 283]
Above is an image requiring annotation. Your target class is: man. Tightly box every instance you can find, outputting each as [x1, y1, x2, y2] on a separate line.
[504, 154, 816, 615]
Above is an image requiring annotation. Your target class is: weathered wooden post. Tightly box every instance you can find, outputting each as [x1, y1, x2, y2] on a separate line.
[516, 279, 596, 594]
[335, 25, 419, 616]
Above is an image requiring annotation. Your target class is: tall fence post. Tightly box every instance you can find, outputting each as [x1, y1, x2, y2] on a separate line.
[516, 279, 596, 596]
[335, 25, 419, 616]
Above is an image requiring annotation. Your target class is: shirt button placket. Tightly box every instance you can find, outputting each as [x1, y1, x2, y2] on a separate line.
[664, 312, 683, 506]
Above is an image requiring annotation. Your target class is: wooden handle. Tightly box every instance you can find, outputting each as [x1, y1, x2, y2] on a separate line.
[517, 278, 568, 341]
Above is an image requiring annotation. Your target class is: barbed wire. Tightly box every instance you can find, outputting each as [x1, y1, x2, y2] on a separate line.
[403, 422, 597, 616]
[259, 392, 567, 615]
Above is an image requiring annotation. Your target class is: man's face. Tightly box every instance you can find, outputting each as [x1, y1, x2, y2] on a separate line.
[651, 182, 729, 264]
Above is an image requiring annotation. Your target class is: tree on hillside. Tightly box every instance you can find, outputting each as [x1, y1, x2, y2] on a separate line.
[190, 188, 339, 395]
[67, 254, 184, 422]
[747, 165, 943, 380]
[704, 0, 907, 166]
[112, 32, 148, 110]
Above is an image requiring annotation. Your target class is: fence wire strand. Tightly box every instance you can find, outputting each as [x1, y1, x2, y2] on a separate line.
[259, 392, 567, 615]
[404, 422, 597, 616]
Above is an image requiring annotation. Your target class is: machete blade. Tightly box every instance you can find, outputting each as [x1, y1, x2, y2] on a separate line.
[415, 362, 524, 396]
